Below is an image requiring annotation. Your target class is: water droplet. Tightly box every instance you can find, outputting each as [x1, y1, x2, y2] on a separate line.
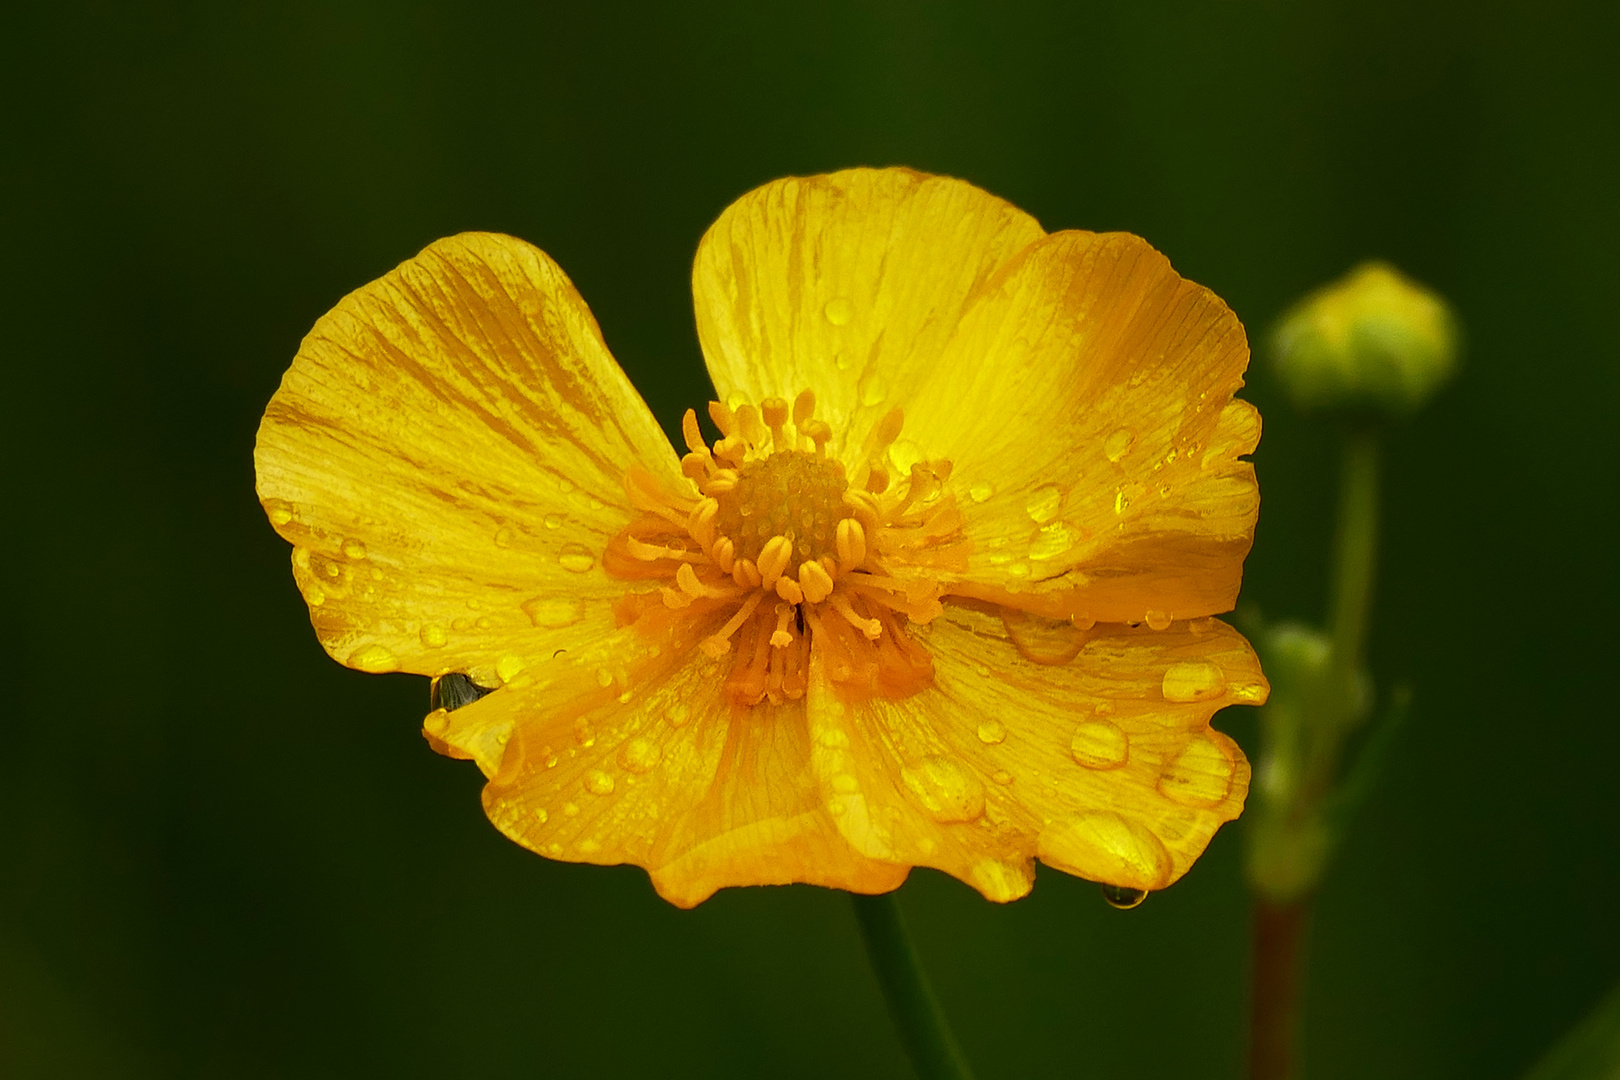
[968, 480, 994, 503]
[1002, 608, 1089, 665]
[475, 616, 492, 630]
[420, 623, 448, 649]
[493, 527, 514, 548]
[617, 689, 632, 704]
[523, 596, 585, 629]
[1025, 484, 1062, 523]
[266, 501, 293, 526]
[817, 728, 851, 749]
[860, 377, 887, 407]
[584, 769, 615, 796]
[619, 738, 660, 774]
[545, 754, 559, 768]
[976, 720, 1007, 745]
[563, 802, 580, 817]
[544, 514, 564, 529]
[832, 773, 860, 794]
[305, 584, 326, 607]
[1104, 427, 1136, 463]
[667, 702, 691, 727]
[899, 756, 985, 823]
[595, 669, 614, 688]
[1158, 734, 1236, 807]
[1144, 610, 1172, 631]
[1114, 488, 1131, 515]
[535, 808, 549, 824]
[558, 543, 596, 573]
[823, 296, 854, 326]
[889, 438, 924, 477]
[1036, 811, 1170, 889]
[496, 655, 525, 682]
[1229, 680, 1268, 702]
[991, 769, 1014, 785]
[1028, 521, 1075, 561]
[1070, 719, 1129, 769]
[1101, 883, 1147, 909]
[342, 538, 367, 560]
[349, 644, 399, 673]
[557, 478, 575, 494]
[577, 838, 602, 855]
[1162, 660, 1226, 702]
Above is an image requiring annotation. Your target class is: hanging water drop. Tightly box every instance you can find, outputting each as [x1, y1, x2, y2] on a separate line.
[1101, 883, 1147, 909]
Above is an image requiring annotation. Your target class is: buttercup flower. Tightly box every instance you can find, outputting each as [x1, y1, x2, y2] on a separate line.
[256, 168, 1267, 908]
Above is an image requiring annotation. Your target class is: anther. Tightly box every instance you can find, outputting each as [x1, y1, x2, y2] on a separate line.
[681, 409, 707, 455]
[803, 419, 832, 454]
[756, 535, 793, 589]
[835, 518, 867, 569]
[733, 558, 763, 589]
[792, 389, 816, 426]
[799, 558, 835, 603]
[735, 404, 767, 449]
[708, 400, 736, 436]
[712, 535, 736, 574]
[688, 499, 719, 549]
[775, 575, 804, 604]
[872, 407, 904, 450]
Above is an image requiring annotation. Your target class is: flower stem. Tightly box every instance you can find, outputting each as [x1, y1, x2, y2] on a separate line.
[1326, 426, 1380, 720]
[1248, 900, 1310, 1080]
[851, 891, 977, 1080]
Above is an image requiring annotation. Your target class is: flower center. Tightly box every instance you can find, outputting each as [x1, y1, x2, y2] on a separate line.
[603, 390, 969, 707]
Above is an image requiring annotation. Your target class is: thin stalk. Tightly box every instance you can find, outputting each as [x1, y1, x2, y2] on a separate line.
[851, 892, 977, 1080]
[1249, 901, 1310, 1080]
[1326, 426, 1380, 717]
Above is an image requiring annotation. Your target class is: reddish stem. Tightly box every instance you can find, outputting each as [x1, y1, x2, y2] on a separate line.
[1249, 900, 1310, 1080]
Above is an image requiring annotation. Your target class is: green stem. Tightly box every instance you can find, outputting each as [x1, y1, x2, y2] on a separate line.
[851, 892, 977, 1080]
[1326, 426, 1380, 715]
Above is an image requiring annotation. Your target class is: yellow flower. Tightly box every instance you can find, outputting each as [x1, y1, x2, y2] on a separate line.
[256, 167, 1267, 908]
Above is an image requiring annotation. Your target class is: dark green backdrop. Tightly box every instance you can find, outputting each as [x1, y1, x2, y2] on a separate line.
[3, 2, 1616, 1077]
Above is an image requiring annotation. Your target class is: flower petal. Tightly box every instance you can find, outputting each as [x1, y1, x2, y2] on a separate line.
[692, 167, 1045, 456]
[255, 233, 681, 686]
[900, 230, 1259, 623]
[433, 619, 908, 908]
[807, 600, 1265, 899]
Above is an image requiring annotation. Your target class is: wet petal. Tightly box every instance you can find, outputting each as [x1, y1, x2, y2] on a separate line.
[436, 619, 908, 908]
[901, 230, 1258, 623]
[807, 601, 1265, 899]
[692, 167, 1045, 458]
[255, 233, 681, 686]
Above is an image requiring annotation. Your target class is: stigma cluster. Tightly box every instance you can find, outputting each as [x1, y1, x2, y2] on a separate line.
[605, 390, 969, 707]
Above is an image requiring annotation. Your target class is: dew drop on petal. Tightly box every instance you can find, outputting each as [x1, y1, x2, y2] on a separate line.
[899, 756, 985, 823]
[1101, 883, 1147, 909]
[1157, 734, 1236, 807]
[618, 738, 661, 774]
[823, 296, 854, 326]
[584, 769, 615, 796]
[1162, 660, 1227, 702]
[306, 584, 326, 607]
[535, 808, 549, 824]
[1104, 427, 1136, 463]
[1029, 521, 1075, 561]
[578, 838, 602, 855]
[595, 669, 614, 688]
[267, 501, 293, 526]
[563, 802, 580, 817]
[860, 377, 887, 407]
[1002, 608, 1089, 665]
[496, 655, 525, 683]
[976, 720, 1007, 745]
[349, 644, 399, 673]
[1144, 610, 1172, 631]
[493, 527, 514, 548]
[1025, 484, 1062, 523]
[667, 702, 691, 727]
[420, 623, 448, 649]
[968, 480, 994, 503]
[523, 596, 585, 629]
[1071, 719, 1129, 769]
[544, 513, 563, 529]
[342, 538, 367, 560]
[558, 543, 595, 573]
[991, 769, 1014, 786]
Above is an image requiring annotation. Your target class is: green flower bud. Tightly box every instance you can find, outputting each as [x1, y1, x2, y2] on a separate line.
[1271, 261, 1459, 417]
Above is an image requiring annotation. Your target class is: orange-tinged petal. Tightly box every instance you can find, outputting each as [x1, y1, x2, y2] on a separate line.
[692, 167, 1045, 458]
[432, 617, 908, 908]
[900, 230, 1258, 624]
[254, 233, 681, 687]
[807, 600, 1266, 899]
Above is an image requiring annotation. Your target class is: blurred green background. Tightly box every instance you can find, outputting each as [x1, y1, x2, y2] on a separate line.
[3, 1, 1616, 1077]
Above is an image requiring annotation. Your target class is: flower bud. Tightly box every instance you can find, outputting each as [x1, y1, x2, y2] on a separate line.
[1270, 261, 1459, 417]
